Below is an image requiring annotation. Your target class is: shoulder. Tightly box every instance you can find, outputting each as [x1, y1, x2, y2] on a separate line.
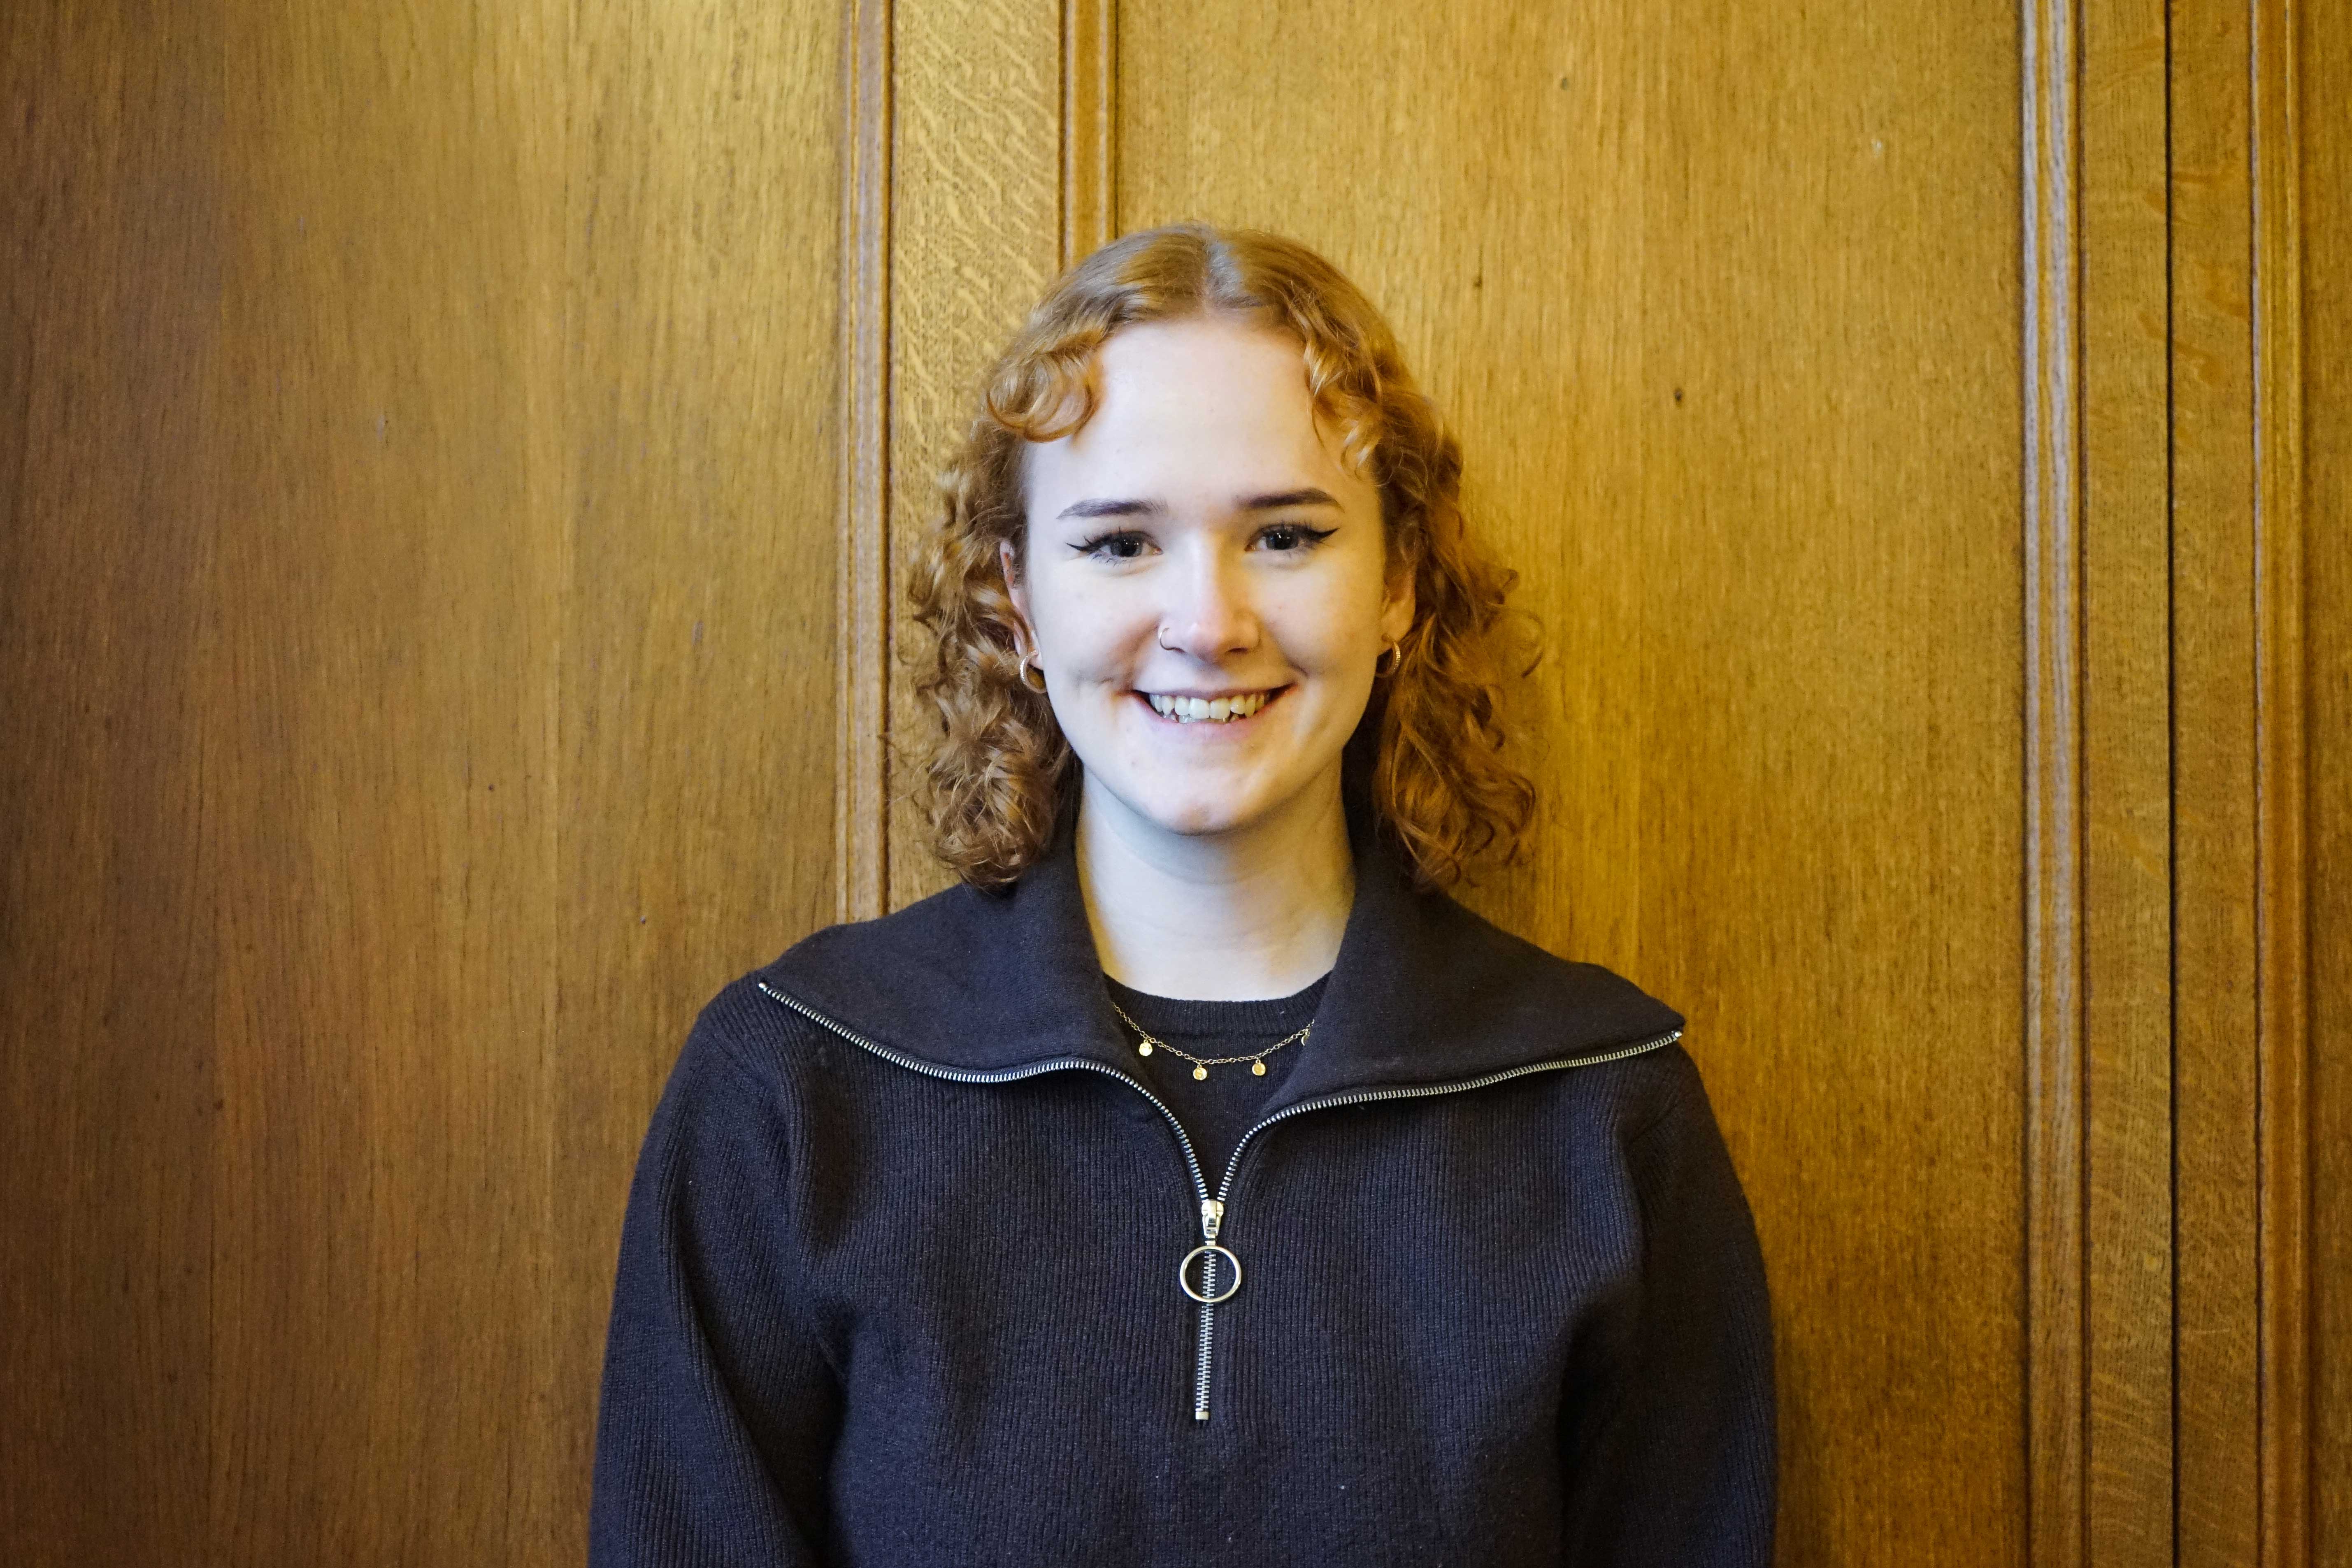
[1410, 890, 1714, 1137]
[667, 863, 1028, 1090]
[1608, 1039, 1717, 1143]
[1315, 866, 1689, 1089]
[646, 971, 811, 1120]
[682, 875, 994, 1068]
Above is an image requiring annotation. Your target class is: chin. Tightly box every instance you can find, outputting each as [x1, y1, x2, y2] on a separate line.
[1120, 782, 1283, 840]
[1138, 799, 1260, 838]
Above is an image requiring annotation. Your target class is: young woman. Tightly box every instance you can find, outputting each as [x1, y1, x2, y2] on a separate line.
[590, 223, 1775, 1566]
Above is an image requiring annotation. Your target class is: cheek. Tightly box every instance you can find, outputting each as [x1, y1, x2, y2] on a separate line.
[1027, 571, 1146, 671]
[1266, 574, 1387, 669]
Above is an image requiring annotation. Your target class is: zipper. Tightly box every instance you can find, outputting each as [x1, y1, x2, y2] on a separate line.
[755, 979, 1678, 1424]
[1187, 1033, 1682, 1418]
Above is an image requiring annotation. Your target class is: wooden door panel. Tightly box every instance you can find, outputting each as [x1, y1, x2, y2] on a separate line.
[0, 7, 226, 1557]
[2302, 1, 2348, 1559]
[551, 0, 850, 1535]
[881, 0, 1067, 911]
[0, 2, 846, 1562]
[1116, 1, 2027, 1558]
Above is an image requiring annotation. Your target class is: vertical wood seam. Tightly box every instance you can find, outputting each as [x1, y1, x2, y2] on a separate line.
[2250, 0, 2309, 1559]
[2164, 6, 2180, 1552]
[1060, 0, 1116, 268]
[2023, 1, 2091, 1563]
[838, 0, 892, 922]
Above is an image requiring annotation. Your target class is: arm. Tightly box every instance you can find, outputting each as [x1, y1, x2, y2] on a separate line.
[1560, 1057, 1777, 1567]
[589, 1006, 841, 1567]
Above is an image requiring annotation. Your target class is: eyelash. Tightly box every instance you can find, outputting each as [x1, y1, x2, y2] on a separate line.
[1071, 523, 1336, 560]
[1073, 529, 1151, 561]
[1255, 522, 1336, 553]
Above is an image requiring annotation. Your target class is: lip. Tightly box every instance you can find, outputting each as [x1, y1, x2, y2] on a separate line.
[1132, 685, 1291, 727]
[1141, 688, 1281, 702]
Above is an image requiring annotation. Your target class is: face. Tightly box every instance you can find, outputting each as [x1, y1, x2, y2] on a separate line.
[1004, 315, 1413, 843]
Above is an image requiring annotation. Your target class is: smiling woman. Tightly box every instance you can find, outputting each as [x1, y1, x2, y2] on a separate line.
[911, 226, 1533, 898]
[589, 224, 1776, 1567]
[1003, 309, 1413, 996]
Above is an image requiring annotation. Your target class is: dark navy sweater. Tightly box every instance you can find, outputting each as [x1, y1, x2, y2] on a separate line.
[1102, 974, 1327, 1178]
[589, 826, 1776, 1565]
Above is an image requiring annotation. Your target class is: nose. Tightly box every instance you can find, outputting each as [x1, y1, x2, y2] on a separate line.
[1156, 542, 1259, 662]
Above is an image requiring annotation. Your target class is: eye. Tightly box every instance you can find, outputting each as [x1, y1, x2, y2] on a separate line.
[1254, 521, 1336, 553]
[1074, 529, 1153, 562]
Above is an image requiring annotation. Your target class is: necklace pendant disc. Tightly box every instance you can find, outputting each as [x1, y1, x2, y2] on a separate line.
[1137, 1042, 1152, 1056]
[1192, 1065, 1208, 1081]
[1252, 1060, 1267, 1076]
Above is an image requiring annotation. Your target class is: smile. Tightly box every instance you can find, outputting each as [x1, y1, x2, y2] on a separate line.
[1142, 689, 1279, 724]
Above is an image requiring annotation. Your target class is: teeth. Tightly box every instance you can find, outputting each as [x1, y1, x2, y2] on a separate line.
[1146, 691, 1270, 723]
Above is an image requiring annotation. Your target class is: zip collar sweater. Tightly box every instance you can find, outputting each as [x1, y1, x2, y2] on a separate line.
[590, 819, 1777, 1566]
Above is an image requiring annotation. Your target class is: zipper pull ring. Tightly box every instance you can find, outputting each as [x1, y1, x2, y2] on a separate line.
[1181, 1203, 1241, 1306]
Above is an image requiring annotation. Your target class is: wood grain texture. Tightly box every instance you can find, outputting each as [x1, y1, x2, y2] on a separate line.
[553, 0, 844, 1553]
[7, 0, 2336, 1558]
[1061, 0, 1117, 265]
[0, 5, 225, 1559]
[2077, 0, 2178, 1560]
[2170, 0, 2267, 1559]
[0, 2, 842, 1561]
[2306, 2, 2352, 1559]
[2249, 5, 2310, 1561]
[2022, 0, 2089, 1556]
[197, 9, 574, 1556]
[1118, 1, 2025, 1560]
[884, 0, 1064, 911]
[841, 0, 894, 922]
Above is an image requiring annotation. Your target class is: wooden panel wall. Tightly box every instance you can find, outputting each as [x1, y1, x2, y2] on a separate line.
[2305, 0, 2349, 1559]
[195, 11, 569, 1559]
[1, 0, 2333, 1563]
[0, 7, 225, 1557]
[0, 2, 842, 1563]
[2057, 0, 2320, 1561]
[2072, 0, 2175, 1556]
[882, 0, 1064, 910]
[1115, 2, 2029, 1560]
[552, 0, 846, 1524]
[2172, 0, 2270, 1550]
[2164, 0, 2312, 1559]
[858, 2, 2327, 1566]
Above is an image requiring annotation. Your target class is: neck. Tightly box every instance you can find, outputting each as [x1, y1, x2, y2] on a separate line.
[1076, 769, 1355, 1001]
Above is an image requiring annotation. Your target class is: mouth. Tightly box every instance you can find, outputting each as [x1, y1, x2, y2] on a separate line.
[1140, 687, 1284, 725]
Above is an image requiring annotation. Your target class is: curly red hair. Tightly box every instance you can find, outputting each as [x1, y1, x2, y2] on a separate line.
[906, 222, 1533, 889]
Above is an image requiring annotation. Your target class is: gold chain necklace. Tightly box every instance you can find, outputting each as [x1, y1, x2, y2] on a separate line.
[1107, 999, 1311, 1082]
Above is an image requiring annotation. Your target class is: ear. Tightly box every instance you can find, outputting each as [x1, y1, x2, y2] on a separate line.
[1377, 560, 1415, 651]
[999, 538, 1038, 657]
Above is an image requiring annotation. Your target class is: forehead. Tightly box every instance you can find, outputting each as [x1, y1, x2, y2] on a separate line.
[1025, 316, 1364, 508]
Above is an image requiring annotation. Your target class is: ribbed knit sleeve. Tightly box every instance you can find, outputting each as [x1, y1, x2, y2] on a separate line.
[589, 1006, 841, 1567]
[1559, 1061, 1777, 1566]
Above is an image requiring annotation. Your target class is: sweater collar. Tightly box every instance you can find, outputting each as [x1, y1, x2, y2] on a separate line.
[758, 811, 1682, 1110]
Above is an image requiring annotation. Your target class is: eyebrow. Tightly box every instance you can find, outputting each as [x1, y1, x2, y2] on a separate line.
[1237, 488, 1341, 511]
[1056, 497, 1167, 520]
[1054, 487, 1341, 521]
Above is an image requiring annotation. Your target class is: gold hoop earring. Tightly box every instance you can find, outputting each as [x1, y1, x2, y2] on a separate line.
[1019, 653, 1049, 693]
[1375, 641, 1402, 678]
